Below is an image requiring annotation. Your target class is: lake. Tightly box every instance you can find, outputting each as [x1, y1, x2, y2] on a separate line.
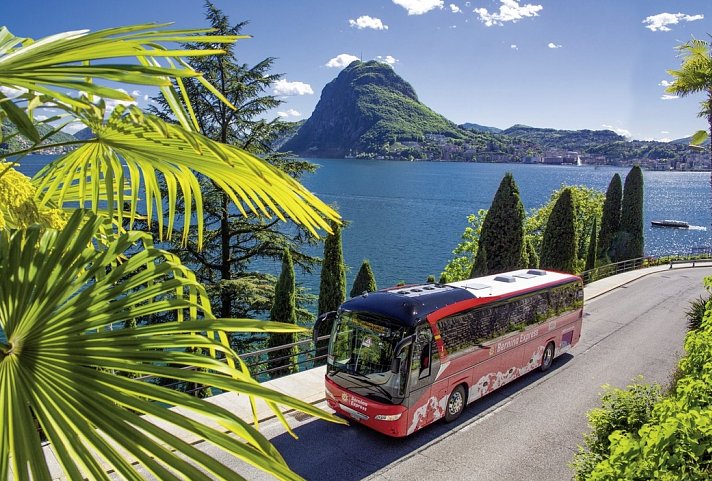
[13, 155, 712, 293]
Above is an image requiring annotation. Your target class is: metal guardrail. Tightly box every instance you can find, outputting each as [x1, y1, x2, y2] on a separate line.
[579, 257, 649, 285]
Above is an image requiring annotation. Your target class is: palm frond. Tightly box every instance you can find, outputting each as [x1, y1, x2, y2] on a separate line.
[0, 211, 343, 481]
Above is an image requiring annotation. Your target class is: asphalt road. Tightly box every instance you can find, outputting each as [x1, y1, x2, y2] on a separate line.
[202, 267, 712, 481]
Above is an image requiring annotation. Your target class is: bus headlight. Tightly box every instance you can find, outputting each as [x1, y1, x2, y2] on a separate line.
[375, 413, 402, 421]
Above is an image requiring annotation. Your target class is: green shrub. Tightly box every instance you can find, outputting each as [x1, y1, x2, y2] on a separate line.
[686, 294, 711, 332]
[571, 379, 662, 481]
[575, 275, 712, 480]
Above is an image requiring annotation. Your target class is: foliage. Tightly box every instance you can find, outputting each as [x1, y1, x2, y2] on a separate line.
[686, 294, 712, 332]
[0, 22, 341, 480]
[611, 166, 644, 262]
[526, 185, 604, 273]
[571, 379, 663, 481]
[267, 249, 298, 377]
[575, 276, 712, 480]
[585, 217, 597, 271]
[470, 172, 524, 276]
[147, 4, 322, 320]
[442, 209, 487, 282]
[540, 188, 577, 273]
[666, 37, 712, 149]
[522, 235, 540, 268]
[350, 259, 378, 297]
[597, 174, 622, 263]
[317, 220, 346, 341]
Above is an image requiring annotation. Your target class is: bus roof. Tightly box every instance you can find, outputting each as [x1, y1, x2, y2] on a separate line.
[339, 269, 580, 327]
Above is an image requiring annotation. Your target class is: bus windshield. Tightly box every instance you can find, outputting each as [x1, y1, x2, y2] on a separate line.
[328, 311, 407, 378]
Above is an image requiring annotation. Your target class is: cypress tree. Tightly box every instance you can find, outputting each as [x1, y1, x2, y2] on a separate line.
[585, 217, 598, 271]
[350, 259, 377, 297]
[597, 173, 622, 262]
[426, 275, 436, 283]
[267, 249, 298, 378]
[612, 166, 644, 262]
[316, 221, 346, 342]
[523, 236, 539, 269]
[540, 188, 577, 273]
[438, 273, 449, 284]
[470, 244, 489, 277]
[470, 172, 525, 276]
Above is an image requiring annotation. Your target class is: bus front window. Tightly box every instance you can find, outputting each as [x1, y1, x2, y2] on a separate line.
[328, 312, 407, 378]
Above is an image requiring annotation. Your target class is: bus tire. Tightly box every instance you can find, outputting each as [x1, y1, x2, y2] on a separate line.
[540, 342, 555, 372]
[445, 385, 466, 422]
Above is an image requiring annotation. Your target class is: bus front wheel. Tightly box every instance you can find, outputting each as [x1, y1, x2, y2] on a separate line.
[445, 385, 466, 422]
[540, 342, 555, 372]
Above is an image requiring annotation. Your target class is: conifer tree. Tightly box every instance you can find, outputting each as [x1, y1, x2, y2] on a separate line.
[470, 172, 524, 276]
[470, 245, 489, 277]
[350, 260, 377, 297]
[597, 173, 622, 262]
[438, 273, 449, 284]
[586, 217, 598, 271]
[523, 236, 539, 268]
[267, 249, 298, 377]
[426, 275, 436, 283]
[316, 220, 346, 342]
[612, 166, 644, 262]
[540, 188, 577, 273]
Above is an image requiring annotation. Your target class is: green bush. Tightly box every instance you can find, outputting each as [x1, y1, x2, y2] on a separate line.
[571, 379, 662, 481]
[575, 276, 712, 480]
[686, 294, 711, 332]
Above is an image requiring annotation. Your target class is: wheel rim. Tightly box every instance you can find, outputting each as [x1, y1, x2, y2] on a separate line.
[543, 345, 553, 367]
[448, 390, 464, 416]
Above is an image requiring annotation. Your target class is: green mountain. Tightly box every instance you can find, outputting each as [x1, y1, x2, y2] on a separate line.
[460, 122, 502, 134]
[501, 125, 625, 151]
[281, 61, 488, 158]
[1, 120, 77, 154]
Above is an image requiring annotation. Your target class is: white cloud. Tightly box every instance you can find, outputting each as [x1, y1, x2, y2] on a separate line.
[62, 121, 89, 135]
[376, 55, 399, 65]
[325, 53, 360, 68]
[474, 0, 543, 27]
[273, 79, 314, 96]
[277, 109, 301, 118]
[449, 4, 461, 13]
[643, 12, 703, 32]
[511, 44, 518, 50]
[130, 89, 141, 97]
[143, 94, 150, 102]
[661, 130, 670, 134]
[661, 94, 679, 100]
[392, 0, 444, 15]
[0, 86, 27, 98]
[602, 124, 632, 138]
[659, 80, 673, 87]
[349, 15, 389, 30]
[548, 42, 562, 49]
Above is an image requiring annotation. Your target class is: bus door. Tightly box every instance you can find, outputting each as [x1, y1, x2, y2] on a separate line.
[407, 324, 442, 432]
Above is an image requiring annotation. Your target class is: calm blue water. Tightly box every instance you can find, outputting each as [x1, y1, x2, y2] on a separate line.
[12, 155, 712, 294]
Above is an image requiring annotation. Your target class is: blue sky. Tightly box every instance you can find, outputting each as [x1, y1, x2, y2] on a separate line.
[6, 0, 712, 141]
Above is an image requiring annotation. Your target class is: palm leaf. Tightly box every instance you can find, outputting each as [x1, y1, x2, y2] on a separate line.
[0, 211, 343, 481]
[31, 105, 338, 247]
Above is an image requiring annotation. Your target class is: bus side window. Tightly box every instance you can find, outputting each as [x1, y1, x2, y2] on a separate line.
[412, 325, 433, 379]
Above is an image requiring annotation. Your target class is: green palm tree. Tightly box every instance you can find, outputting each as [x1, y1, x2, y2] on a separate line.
[0, 24, 342, 481]
[666, 36, 712, 162]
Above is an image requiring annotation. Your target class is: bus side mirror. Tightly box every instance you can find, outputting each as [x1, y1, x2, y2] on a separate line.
[313, 311, 336, 345]
[391, 334, 415, 373]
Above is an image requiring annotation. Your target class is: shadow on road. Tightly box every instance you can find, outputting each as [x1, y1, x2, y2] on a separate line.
[272, 354, 574, 481]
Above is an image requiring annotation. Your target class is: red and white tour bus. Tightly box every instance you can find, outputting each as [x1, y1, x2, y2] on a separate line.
[314, 269, 583, 437]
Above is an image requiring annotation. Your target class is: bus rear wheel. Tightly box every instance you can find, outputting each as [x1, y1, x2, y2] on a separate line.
[540, 342, 555, 372]
[445, 385, 466, 422]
